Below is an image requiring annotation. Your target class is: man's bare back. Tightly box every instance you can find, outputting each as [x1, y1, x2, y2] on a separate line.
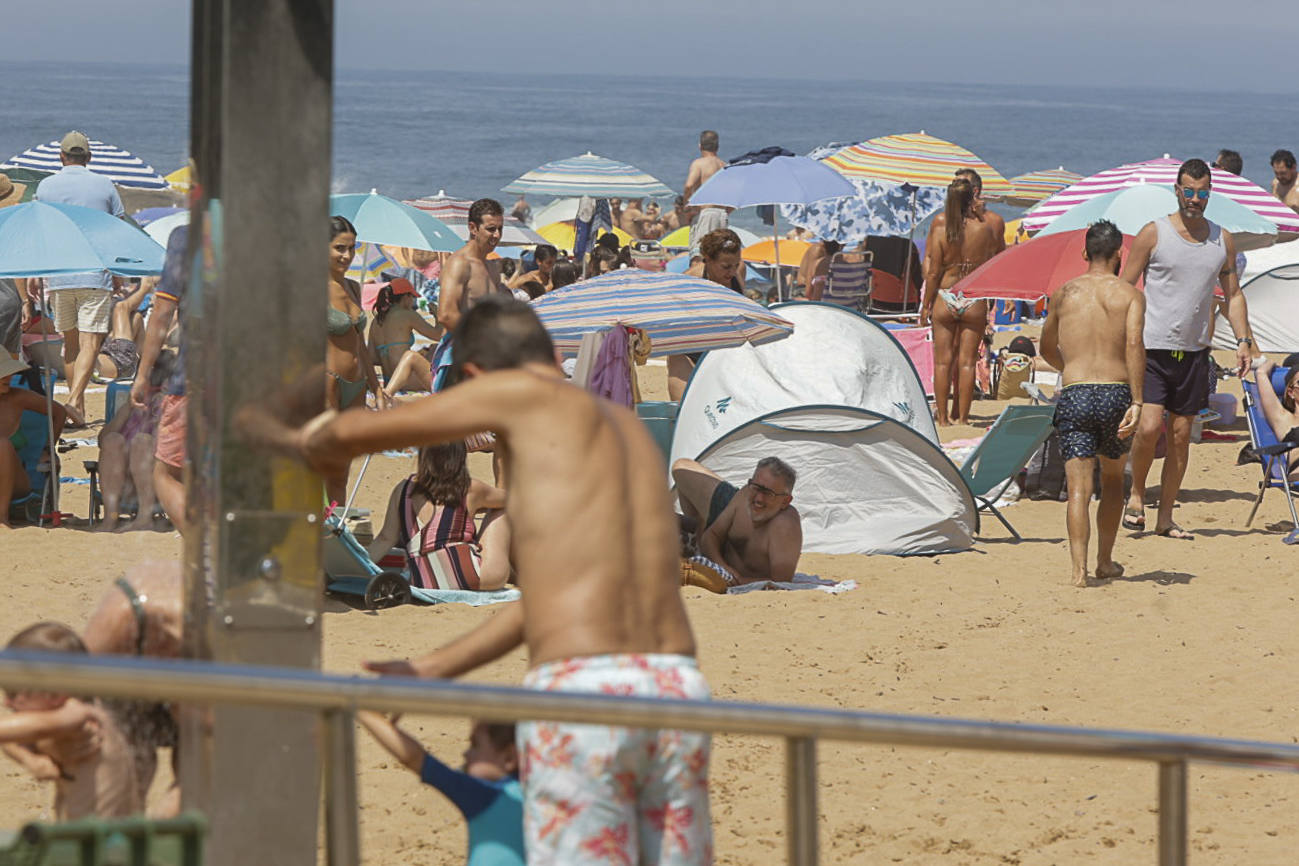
[684, 153, 725, 208]
[1047, 273, 1144, 385]
[303, 365, 697, 668]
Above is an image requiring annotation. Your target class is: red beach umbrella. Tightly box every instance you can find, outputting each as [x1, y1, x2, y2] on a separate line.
[952, 229, 1138, 303]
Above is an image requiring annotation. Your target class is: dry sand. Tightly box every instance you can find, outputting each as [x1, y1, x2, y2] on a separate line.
[1, 344, 1296, 864]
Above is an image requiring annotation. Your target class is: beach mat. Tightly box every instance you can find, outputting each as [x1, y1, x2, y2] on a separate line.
[727, 573, 858, 595]
[327, 576, 518, 606]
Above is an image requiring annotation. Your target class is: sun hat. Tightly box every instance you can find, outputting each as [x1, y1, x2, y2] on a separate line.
[387, 277, 415, 297]
[0, 173, 25, 208]
[0, 355, 30, 379]
[60, 131, 91, 156]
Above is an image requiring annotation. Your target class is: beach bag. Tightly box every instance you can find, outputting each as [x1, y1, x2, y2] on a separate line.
[1023, 432, 1067, 501]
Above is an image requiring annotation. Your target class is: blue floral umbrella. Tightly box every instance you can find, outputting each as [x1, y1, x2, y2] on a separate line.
[780, 143, 946, 242]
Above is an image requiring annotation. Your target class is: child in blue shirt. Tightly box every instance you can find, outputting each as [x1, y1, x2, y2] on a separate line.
[358, 711, 524, 866]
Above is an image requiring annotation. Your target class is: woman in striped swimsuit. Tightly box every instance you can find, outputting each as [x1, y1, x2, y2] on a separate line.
[367, 441, 513, 591]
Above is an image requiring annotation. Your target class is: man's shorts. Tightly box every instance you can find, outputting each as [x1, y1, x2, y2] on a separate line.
[519, 654, 713, 866]
[52, 288, 112, 334]
[99, 337, 140, 380]
[154, 394, 187, 469]
[1144, 348, 1211, 417]
[1053, 383, 1133, 461]
[705, 481, 739, 529]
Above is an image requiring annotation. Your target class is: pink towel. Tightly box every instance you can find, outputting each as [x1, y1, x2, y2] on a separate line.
[893, 326, 934, 397]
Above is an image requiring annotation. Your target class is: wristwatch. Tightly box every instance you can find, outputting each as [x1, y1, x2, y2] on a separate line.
[1237, 337, 1254, 347]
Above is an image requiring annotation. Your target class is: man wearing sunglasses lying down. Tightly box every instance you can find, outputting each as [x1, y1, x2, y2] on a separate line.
[671, 456, 804, 587]
[1118, 158, 1258, 541]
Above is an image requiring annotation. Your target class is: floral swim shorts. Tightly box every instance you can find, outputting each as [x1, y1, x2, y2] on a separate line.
[519, 654, 713, 865]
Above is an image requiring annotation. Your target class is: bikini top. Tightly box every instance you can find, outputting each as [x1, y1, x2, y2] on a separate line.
[327, 305, 366, 336]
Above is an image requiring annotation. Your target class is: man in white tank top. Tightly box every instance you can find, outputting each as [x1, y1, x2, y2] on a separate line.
[1118, 159, 1258, 539]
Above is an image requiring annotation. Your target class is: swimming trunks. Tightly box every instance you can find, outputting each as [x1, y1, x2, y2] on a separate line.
[705, 481, 739, 529]
[1053, 383, 1133, 461]
[154, 394, 187, 469]
[1144, 348, 1211, 417]
[98, 337, 139, 380]
[518, 654, 713, 866]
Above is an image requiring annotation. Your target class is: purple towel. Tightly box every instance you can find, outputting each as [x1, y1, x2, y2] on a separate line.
[587, 326, 633, 407]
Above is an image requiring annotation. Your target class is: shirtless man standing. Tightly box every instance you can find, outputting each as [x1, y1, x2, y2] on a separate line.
[431, 198, 508, 391]
[299, 297, 713, 864]
[1039, 221, 1145, 587]
[684, 130, 728, 257]
[671, 456, 803, 585]
[1270, 149, 1299, 213]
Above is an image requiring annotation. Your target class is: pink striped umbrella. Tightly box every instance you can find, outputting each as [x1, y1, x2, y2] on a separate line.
[1021, 157, 1299, 237]
[404, 191, 546, 245]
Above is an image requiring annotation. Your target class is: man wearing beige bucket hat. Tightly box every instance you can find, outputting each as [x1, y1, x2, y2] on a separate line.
[0, 173, 26, 209]
[33, 131, 127, 423]
[0, 355, 67, 528]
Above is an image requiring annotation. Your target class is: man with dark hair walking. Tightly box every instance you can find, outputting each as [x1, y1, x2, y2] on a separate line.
[1040, 221, 1145, 586]
[1119, 159, 1257, 539]
[432, 198, 508, 392]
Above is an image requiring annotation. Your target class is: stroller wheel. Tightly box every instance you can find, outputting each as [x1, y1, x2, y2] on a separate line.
[364, 572, 411, 610]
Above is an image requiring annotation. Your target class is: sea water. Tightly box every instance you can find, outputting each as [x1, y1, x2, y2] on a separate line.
[1, 60, 1291, 218]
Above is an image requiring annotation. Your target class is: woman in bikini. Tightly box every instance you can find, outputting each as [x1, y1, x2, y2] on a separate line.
[367, 277, 442, 399]
[922, 179, 1001, 426]
[327, 216, 387, 504]
[367, 441, 513, 591]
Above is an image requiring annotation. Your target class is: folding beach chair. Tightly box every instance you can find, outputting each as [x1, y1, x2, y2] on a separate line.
[6, 376, 58, 527]
[957, 404, 1057, 541]
[821, 250, 873, 312]
[1241, 372, 1298, 530]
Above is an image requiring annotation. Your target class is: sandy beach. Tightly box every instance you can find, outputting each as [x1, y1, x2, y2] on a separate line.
[1, 337, 1296, 865]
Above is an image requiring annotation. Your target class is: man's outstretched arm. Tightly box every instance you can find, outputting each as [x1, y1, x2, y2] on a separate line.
[365, 602, 525, 679]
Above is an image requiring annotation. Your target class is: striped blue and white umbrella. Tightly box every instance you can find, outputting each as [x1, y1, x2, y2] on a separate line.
[1, 139, 168, 190]
[503, 153, 674, 199]
[530, 268, 794, 358]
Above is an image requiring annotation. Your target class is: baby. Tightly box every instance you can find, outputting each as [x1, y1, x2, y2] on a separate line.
[2, 622, 142, 819]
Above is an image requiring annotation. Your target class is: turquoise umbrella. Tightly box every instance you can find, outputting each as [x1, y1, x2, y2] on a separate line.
[0, 200, 165, 279]
[1037, 184, 1278, 250]
[329, 191, 461, 252]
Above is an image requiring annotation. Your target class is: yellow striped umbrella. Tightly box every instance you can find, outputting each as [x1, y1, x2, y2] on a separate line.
[1005, 167, 1083, 207]
[823, 132, 1012, 197]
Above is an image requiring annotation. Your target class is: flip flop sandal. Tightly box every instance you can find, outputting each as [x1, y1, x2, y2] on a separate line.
[1122, 509, 1146, 531]
[1155, 524, 1194, 540]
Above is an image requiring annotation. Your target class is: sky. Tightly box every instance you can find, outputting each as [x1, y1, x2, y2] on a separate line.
[12, 0, 1295, 92]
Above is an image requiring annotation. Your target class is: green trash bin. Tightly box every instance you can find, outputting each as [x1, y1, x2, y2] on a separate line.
[0, 812, 206, 866]
[636, 401, 679, 462]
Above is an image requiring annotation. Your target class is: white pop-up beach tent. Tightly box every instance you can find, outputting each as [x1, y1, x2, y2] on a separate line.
[670, 302, 976, 555]
[1213, 264, 1299, 354]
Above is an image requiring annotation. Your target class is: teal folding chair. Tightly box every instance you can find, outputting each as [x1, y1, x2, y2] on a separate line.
[958, 404, 1057, 541]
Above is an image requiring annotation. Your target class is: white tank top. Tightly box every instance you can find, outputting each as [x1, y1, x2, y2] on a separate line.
[1142, 216, 1226, 351]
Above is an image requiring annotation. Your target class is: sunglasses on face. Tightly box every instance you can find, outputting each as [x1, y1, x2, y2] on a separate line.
[1177, 187, 1210, 201]
[747, 479, 789, 499]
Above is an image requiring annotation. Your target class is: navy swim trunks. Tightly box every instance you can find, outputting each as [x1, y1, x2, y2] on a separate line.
[1053, 383, 1133, 461]
[705, 481, 740, 529]
[1144, 348, 1211, 417]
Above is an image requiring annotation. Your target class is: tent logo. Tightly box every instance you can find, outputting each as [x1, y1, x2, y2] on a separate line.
[715, 397, 732, 414]
[893, 401, 915, 422]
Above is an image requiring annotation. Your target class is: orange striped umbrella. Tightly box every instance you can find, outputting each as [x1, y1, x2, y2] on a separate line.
[823, 132, 1011, 197]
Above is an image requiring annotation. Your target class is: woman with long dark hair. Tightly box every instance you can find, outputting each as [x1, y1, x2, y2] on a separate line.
[327, 215, 387, 503]
[366, 441, 512, 591]
[367, 277, 442, 397]
[922, 179, 1000, 426]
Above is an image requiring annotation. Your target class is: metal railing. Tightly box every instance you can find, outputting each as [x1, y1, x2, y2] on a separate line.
[3, 651, 1298, 866]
